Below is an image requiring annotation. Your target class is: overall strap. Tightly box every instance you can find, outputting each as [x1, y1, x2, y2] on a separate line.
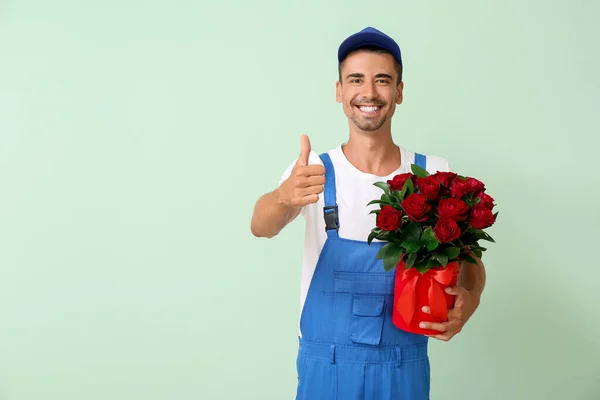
[414, 152, 427, 170]
[318, 153, 339, 238]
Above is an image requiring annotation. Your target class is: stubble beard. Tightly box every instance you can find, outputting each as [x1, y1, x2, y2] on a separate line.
[351, 111, 388, 132]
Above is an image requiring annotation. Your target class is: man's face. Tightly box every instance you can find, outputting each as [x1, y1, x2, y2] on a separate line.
[336, 50, 403, 132]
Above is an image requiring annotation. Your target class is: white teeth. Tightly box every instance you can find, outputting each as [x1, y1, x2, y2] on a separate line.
[359, 106, 380, 112]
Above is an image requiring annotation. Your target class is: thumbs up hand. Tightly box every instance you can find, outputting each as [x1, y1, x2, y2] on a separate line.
[278, 135, 326, 208]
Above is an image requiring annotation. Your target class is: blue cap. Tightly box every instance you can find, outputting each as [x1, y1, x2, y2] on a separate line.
[337, 27, 402, 68]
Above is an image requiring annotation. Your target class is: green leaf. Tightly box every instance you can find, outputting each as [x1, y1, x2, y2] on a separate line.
[392, 190, 403, 202]
[427, 240, 439, 251]
[368, 209, 380, 215]
[403, 221, 422, 241]
[401, 240, 421, 253]
[473, 248, 483, 258]
[402, 178, 414, 198]
[387, 243, 404, 258]
[373, 181, 391, 197]
[427, 258, 443, 268]
[421, 227, 435, 242]
[459, 228, 476, 243]
[367, 230, 381, 245]
[377, 241, 403, 258]
[383, 244, 404, 271]
[444, 246, 460, 260]
[458, 253, 478, 264]
[366, 199, 385, 206]
[414, 257, 429, 273]
[414, 258, 427, 268]
[381, 194, 392, 204]
[383, 255, 399, 271]
[433, 252, 449, 267]
[472, 229, 495, 243]
[421, 228, 439, 251]
[411, 163, 430, 178]
[375, 243, 392, 259]
[406, 252, 417, 269]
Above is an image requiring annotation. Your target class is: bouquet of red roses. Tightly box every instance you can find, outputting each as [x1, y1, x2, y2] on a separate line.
[367, 164, 497, 335]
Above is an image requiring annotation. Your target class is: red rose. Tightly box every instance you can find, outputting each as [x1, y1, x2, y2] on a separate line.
[437, 198, 469, 221]
[434, 218, 461, 243]
[466, 177, 485, 194]
[400, 193, 431, 222]
[474, 191, 495, 209]
[387, 173, 414, 191]
[415, 176, 441, 201]
[450, 178, 469, 198]
[469, 204, 497, 229]
[432, 171, 457, 188]
[376, 206, 403, 231]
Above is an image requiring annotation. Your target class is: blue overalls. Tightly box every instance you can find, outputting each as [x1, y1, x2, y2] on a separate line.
[295, 152, 431, 400]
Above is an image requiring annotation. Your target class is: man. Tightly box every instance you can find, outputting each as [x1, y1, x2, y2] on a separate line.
[251, 27, 486, 400]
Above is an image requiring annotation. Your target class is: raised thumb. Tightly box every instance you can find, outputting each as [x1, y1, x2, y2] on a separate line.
[297, 134, 311, 166]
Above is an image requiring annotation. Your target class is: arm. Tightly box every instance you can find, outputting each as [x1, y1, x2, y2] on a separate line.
[458, 254, 486, 303]
[250, 134, 325, 238]
[420, 255, 486, 341]
[250, 188, 302, 238]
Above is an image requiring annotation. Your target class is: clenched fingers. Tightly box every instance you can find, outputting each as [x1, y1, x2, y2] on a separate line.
[296, 164, 326, 177]
[297, 175, 326, 188]
[419, 321, 450, 332]
[298, 184, 324, 196]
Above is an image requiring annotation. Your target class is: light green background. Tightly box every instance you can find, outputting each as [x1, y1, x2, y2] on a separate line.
[1, 0, 598, 399]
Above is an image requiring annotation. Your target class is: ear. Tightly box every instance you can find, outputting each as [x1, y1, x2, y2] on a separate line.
[336, 80, 343, 103]
[396, 81, 404, 105]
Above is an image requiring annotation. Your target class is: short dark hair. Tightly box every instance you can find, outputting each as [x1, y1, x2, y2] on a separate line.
[338, 45, 403, 84]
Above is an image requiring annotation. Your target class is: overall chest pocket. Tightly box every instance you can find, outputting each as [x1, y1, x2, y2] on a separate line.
[351, 294, 386, 345]
[334, 271, 393, 346]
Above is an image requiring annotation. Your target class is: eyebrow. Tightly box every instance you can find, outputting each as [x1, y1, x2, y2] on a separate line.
[345, 73, 393, 80]
[375, 73, 393, 80]
[345, 73, 364, 80]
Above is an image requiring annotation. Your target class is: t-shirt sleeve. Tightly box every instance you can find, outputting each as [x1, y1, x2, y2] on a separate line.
[443, 158, 451, 172]
[425, 155, 452, 174]
[278, 160, 297, 188]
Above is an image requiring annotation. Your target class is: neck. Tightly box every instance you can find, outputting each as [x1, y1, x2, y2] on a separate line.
[342, 125, 400, 176]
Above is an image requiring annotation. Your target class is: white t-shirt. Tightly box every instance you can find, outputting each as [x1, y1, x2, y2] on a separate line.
[277, 143, 451, 329]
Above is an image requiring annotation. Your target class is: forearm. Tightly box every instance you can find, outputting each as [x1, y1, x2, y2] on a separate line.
[458, 255, 486, 300]
[250, 188, 301, 238]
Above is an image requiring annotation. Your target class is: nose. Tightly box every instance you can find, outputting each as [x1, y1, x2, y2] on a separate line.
[363, 80, 377, 100]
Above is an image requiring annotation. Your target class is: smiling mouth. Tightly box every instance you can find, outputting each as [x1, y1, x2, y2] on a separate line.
[355, 105, 383, 115]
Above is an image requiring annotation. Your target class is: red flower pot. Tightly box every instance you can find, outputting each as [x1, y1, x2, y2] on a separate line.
[392, 259, 460, 336]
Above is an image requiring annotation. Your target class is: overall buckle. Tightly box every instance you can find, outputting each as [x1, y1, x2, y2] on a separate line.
[323, 205, 339, 231]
